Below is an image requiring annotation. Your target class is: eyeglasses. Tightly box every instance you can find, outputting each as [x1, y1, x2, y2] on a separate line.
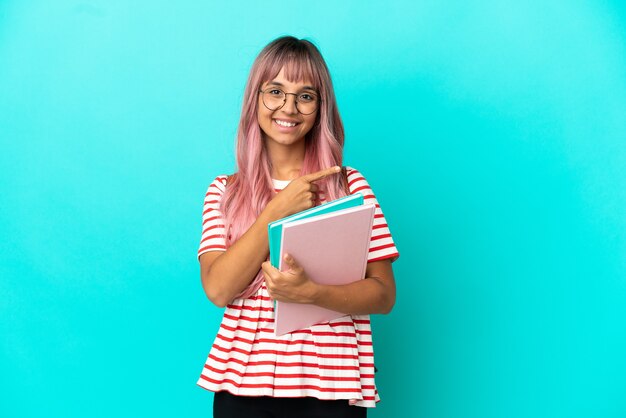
[258, 87, 319, 115]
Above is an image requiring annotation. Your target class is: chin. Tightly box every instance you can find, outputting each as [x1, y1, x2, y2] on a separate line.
[268, 134, 305, 145]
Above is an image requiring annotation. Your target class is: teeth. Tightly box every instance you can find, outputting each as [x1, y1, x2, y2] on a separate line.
[275, 119, 297, 127]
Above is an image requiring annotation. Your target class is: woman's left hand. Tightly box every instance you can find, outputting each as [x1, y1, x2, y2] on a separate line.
[261, 254, 318, 304]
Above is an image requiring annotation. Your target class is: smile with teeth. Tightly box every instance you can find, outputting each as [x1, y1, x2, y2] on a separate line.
[274, 119, 298, 128]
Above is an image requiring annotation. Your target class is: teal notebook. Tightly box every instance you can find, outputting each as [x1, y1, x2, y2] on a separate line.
[268, 193, 364, 268]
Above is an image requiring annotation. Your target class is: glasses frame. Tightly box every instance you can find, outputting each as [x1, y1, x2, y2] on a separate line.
[258, 87, 320, 115]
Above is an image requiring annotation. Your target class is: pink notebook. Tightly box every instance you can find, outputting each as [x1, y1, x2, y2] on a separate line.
[274, 204, 376, 336]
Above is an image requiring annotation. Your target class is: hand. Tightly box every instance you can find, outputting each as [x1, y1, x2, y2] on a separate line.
[261, 254, 318, 304]
[264, 166, 341, 221]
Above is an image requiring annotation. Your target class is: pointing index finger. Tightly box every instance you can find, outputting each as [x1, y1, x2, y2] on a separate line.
[301, 166, 341, 183]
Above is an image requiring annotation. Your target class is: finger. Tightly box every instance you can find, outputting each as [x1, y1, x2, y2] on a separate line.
[283, 253, 302, 273]
[261, 267, 272, 283]
[262, 261, 281, 272]
[301, 166, 341, 183]
[310, 183, 319, 193]
[261, 261, 273, 274]
[263, 270, 276, 289]
[261, 262, 281, 280]
[283, 253, 293, 265]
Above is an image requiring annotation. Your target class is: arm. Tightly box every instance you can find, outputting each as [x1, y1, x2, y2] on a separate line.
[199, 210, 273, 308]
[200, 167, 342, 307]
[316, 259, 396, 314]
[262, 256, 396, 315]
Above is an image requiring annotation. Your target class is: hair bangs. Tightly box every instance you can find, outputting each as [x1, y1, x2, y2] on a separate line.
[260, 49, 322, 92]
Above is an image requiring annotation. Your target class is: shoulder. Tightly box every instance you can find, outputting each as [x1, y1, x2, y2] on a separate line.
[344, 166, 365, 181]
[344, 166, 373, 195]
[204, 174, 229, 200]
[210, 174, 229, 189]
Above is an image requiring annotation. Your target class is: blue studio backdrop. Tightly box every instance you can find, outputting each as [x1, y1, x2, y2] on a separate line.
[1, 1, 625, 417]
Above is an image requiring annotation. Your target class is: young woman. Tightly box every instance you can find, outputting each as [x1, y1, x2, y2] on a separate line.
[197, 36, 399, 418]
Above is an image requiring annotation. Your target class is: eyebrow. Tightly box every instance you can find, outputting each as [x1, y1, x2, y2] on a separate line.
[266, 81, 317, 91]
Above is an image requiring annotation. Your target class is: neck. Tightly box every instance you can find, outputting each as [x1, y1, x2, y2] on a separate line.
[266, 138, 306, 180]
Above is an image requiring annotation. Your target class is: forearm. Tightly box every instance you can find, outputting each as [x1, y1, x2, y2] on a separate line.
[312, 275, 396, 315]
[201, 211, 274, 306]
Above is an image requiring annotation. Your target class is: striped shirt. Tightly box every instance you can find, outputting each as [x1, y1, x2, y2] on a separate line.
[197, 167, 399, 407]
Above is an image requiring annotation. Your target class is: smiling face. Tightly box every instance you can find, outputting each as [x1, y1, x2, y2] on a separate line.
[257, 67, 319, 148]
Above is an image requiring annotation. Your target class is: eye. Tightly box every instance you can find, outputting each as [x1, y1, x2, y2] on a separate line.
[268, 89, 283, 96]
[299, 93, 316, 102]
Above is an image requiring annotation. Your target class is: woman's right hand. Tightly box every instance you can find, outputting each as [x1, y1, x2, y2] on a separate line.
[264, 166, 341, 221]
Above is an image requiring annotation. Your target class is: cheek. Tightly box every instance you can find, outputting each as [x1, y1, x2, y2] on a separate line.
[303, 113, 318, 131]
[257, 96, 269, 117]
[257, 105, 271, 129]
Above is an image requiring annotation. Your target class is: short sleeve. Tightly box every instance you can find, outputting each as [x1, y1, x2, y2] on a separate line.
[346, 167, 400, 263]
[197, 175, 228, 259]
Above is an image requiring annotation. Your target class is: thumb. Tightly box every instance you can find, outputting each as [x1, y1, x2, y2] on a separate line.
[283, 253, 301, 272]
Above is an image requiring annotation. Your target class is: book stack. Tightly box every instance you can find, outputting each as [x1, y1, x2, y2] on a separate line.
[268, 193, 375, 336]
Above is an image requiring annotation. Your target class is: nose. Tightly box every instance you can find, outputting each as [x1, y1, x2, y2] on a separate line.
[281, 93, 299, 115]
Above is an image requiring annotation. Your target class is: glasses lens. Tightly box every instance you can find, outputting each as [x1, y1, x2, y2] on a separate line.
[296, 92, 318, 115]
[262, 89, 285, 111]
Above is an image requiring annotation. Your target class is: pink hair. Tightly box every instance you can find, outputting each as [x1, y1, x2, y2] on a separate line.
[220, 36, 347, 298]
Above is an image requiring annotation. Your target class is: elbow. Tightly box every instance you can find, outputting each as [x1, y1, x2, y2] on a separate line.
[200, 273, 231, 308]
[379, 298, 395, 315]
[378, 290, 396, 315]
[371, 277, 395, 314]
[208, 292, 230, 308]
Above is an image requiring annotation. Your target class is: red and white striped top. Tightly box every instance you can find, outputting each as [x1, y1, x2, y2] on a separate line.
[197, 167, 399, 408]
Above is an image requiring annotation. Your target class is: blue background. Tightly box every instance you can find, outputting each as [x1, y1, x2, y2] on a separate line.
[1, 1, 625, 417]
